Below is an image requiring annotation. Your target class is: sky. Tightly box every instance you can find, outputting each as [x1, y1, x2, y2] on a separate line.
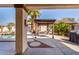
[38, 9, 79, 22]
[0, 8, 79, 25]
[0, 8, 16, 26]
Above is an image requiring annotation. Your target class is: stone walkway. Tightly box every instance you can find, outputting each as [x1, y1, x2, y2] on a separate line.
[25, 31, 79, 55]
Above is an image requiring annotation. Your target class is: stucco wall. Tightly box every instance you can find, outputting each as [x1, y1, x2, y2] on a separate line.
[74, 24, 79, 30]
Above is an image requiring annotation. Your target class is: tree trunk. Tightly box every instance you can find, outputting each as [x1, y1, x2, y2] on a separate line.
[31, 15, 36, 33]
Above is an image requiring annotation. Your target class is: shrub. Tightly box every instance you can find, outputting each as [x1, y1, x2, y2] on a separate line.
[54, 22, 70, 36]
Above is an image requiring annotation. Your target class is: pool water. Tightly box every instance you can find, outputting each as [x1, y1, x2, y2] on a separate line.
[0, 35, 15, 39]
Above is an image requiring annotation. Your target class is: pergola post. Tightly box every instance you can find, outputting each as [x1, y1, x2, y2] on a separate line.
[15, 5, 28, 54]
[38, 24, 40, 34]
[52, 24, 54, 38]
[47, 24, 49, 34]
[35, 23, 38, 35]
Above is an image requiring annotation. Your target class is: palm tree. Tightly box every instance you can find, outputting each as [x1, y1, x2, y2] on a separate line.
[7, 22, 15, 32]
[27, 9, 40, 33]
[0, 25, 1, 29]
[0, 25, 3, 32]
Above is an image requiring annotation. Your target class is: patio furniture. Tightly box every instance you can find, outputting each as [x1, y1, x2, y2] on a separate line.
[69, 31, 79, 44]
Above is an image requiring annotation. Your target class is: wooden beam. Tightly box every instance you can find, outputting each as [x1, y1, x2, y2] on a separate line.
[1, 4, 79, 9]
[14, 4, 24, 8]
[16, 7, 28, 54]
[24, 4, 79, 9]
[0, 4, 14, 7]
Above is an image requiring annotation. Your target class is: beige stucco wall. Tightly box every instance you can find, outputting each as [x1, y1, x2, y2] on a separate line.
[40, 25, 47, 32]
[74, 24, 79, 30]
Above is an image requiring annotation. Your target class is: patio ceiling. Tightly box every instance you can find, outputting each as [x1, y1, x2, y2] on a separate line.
[1, 4, 79, 9]
[0, 4, 14, 7]
[24, 4, 79, 9]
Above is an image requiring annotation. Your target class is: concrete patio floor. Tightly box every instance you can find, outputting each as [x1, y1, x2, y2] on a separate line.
[25, 31, 79, 55]
[0, 42, 15, 55]
[0, 31, 79, 55]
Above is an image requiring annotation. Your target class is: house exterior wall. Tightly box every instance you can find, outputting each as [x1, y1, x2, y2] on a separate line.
[39, 25, 47, 33]
[74, 24, 79, 30]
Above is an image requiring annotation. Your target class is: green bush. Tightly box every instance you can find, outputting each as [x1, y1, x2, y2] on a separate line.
[54, 22, 70, 36]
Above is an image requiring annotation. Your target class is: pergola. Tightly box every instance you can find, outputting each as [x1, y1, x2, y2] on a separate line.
[1, 4, 79, 54]
[35, 19, 56, 37]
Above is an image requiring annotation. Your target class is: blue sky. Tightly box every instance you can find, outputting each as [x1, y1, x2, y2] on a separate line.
[0, 8, 16, 26]
[0, 8, 79, 26]
[38, 9, 79, 22]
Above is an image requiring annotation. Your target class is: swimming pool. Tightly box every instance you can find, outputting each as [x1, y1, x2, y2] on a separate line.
[0, 35, 15, 39]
